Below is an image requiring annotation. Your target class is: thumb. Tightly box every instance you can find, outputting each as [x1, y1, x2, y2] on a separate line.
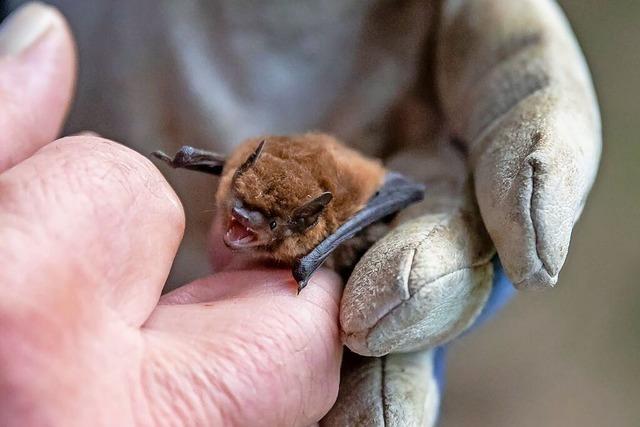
[0, 2, 76, 173]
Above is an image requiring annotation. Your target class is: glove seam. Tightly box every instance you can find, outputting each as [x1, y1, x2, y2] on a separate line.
[380, 356, 388, 427]
[514, 148, 554, 288]
[361, 255, 494, 352]
[400, 245, 417, 300]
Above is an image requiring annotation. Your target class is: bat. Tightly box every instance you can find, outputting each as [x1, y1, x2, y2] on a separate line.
[152, 133, 424, 292]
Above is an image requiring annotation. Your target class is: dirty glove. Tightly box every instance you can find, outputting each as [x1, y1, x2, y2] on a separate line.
[324, 0, 601, 425]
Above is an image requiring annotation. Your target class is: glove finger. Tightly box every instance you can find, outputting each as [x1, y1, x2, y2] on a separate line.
[342, 179, 494, 357]
[320, 349, 441, 427]
[437, 0, 601, 288]
[323, 266, 513, 427]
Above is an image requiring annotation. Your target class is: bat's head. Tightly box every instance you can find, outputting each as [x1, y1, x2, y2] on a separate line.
[217, 140, 334, 260]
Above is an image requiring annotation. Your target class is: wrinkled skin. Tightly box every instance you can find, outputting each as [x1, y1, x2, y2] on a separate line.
[0, 1, 601, 426]
[0, 5, 344, 427]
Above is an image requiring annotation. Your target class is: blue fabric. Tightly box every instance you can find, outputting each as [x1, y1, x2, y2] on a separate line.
[432, 256, 515, 419]
[472, 258, 516, 328]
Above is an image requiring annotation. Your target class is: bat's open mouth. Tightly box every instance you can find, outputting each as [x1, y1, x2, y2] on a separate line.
[224, 216, 258, 248]
[224, 215, 270, 250]
[223, 201, 273, 250]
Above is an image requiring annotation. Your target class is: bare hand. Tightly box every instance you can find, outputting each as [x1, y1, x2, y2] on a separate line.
[0, 4, 342, 426]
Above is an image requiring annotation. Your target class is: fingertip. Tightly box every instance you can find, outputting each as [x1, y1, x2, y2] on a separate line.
[0, 2, 75, 58]
[299, 268, 343, 311]
[0, 2, 77, 171]
[69, 130, 101, 138]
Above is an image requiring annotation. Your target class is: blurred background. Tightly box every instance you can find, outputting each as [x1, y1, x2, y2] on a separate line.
[441, 1, 640, 426]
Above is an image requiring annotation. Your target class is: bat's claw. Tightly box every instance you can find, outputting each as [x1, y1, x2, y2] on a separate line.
[292, 260, 311, 295]
[151, 146, 197, 168]
[296, 279, 308, 295]
[150, 150, 174, 164]
[149, 146, 225, 175]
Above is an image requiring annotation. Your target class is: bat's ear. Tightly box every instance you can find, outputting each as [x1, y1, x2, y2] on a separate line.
[234, 139, 266, 179]
[290, 192, 333, 232]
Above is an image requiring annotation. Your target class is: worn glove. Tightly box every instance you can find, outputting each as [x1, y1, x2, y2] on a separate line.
[324, 0, 601, 425]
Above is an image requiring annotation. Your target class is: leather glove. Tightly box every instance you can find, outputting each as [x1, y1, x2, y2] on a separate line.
[323, 0, 601, 425]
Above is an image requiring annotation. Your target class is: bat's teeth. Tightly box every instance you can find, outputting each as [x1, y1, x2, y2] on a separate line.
[226, 219, 256, 244]
[242, 226, 256, 241]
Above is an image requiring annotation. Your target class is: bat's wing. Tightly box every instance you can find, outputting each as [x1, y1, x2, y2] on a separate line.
[151, 146, 226, 175]
[293, 172, 425, 292]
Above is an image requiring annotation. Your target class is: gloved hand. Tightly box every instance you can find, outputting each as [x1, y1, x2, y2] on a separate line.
[323, 1, 601, 425]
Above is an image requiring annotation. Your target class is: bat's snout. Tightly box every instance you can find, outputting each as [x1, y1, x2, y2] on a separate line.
[231, 206, 265, 229]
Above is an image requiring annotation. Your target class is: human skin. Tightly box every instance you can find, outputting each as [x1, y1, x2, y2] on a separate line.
[0, 4, 343, 426]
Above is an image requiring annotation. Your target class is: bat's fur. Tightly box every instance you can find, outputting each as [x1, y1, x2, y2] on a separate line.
[216, 133, 386, 264]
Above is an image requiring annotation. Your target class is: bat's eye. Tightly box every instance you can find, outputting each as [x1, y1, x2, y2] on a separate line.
[269, 220, 277, 230]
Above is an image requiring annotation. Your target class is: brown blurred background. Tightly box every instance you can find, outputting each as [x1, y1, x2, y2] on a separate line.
[441, 1, 640, 426]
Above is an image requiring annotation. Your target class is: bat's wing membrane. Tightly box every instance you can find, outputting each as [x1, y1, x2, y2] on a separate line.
[151, 146, 226, 175]
[293, 172, 425, 291]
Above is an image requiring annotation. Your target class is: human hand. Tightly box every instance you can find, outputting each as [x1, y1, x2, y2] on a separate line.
[325, 0, 601, 425]
[0, 4, 343, 426]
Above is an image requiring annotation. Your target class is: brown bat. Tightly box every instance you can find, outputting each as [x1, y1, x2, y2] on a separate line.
[152, 133, 424, 291]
